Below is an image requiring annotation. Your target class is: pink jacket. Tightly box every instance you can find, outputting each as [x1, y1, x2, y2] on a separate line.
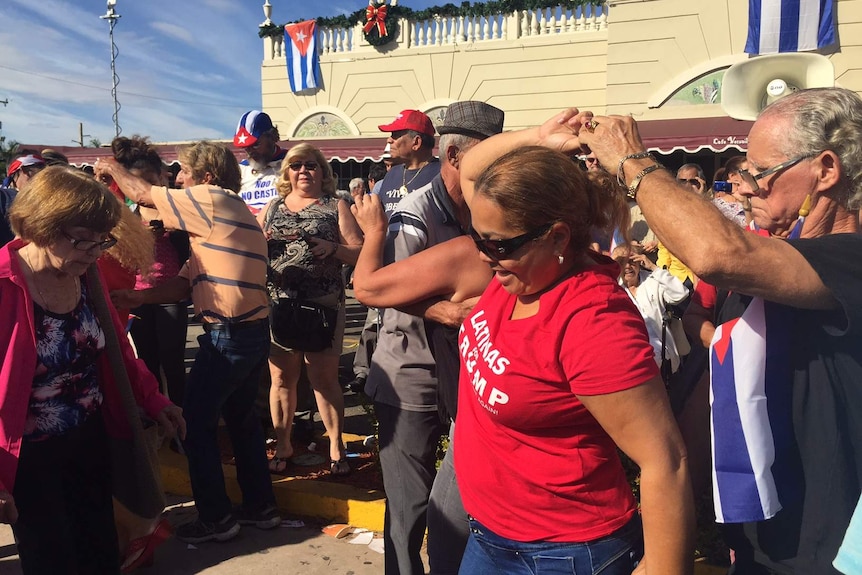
[0, 239, 172, 493]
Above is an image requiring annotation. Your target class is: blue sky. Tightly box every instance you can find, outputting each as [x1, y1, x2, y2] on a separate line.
[0, 0, 440, 147]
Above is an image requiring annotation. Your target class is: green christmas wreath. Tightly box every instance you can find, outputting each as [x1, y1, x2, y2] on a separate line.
[363, 2, 400, 46]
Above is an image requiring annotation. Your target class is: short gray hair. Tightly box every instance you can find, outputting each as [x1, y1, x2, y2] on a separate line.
[760, 87, 862, 209]
[676, 163, 705, 181]
[441, 132, 482, 153]
[349, 177, 365, 193]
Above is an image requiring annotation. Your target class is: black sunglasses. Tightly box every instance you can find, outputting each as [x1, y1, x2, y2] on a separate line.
[288, 161, 319, 172]
[470, 224, 552, 259]
[63, 232, 118, 252]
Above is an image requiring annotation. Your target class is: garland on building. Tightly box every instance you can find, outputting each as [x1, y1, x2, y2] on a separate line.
[259, 0, 604, 44]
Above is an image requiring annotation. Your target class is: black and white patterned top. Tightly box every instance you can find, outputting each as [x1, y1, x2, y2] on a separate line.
[264, 195, 342, 300]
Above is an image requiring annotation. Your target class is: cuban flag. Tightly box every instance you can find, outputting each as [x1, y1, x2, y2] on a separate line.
[284, 20, 320, 93]
[745, 0, 836, 55]
[709, 297, 801, 523]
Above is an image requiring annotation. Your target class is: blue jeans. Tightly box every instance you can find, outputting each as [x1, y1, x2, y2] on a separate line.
[459, 515, 643, 575]
[182, 320, 275, 522]
[427, 422, 469, 575]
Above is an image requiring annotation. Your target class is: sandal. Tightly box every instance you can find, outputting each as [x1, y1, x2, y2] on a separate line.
[268, 456, 290, 474]
[330, 458, 351, 476]
[121, 518, 172, 573]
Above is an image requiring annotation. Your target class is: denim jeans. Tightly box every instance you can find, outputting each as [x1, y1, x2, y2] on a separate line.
[459, 515, 643, 575]
[427, 422, 469, 575]
[182, 320, 275, 522]
[375, 402, 448, 575]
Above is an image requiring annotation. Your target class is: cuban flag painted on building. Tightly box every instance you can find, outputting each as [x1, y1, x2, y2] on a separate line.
[745, 0, 836, 54]
[284, 20, 320, 93]
[709, 296, 801, 523]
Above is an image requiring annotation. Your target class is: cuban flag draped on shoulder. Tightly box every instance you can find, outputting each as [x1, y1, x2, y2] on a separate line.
[284, 20, 320, 92]
[709, 297, 802, 523]
[745, 0, 836, 54]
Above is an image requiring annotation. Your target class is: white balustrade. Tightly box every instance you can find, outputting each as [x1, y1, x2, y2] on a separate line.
[262, 3, 609, 61]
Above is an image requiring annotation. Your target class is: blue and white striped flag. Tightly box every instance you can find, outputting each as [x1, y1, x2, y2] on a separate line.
[745, 0, 836, 55]
[284, 20, 320, 93]
[709, 297, 801, 523]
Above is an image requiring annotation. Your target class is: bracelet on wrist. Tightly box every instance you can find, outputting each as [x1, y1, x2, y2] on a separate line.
[627, 164, 664, 200]
[616, 152, 653, 187]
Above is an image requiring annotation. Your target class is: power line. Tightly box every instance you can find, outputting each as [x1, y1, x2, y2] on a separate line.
[0, 64, 244, 109]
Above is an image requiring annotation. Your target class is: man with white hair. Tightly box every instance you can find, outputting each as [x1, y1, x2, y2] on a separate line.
[348, 177, 366, 202]
[366, 101, 505, 575]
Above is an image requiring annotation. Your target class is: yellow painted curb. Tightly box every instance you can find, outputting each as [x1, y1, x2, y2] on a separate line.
[158, 440, 386, 532]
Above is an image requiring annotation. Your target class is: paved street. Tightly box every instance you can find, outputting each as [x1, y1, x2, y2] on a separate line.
[0, 495, 387, 575]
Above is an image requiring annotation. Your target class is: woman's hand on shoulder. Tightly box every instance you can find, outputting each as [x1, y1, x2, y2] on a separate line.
[350, 193, 387, 236]
[155, 404, 186, 440]
[0, 491, 18, 524]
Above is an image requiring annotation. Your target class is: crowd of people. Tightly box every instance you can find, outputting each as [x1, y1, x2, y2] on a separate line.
[0, 86, 860, 575]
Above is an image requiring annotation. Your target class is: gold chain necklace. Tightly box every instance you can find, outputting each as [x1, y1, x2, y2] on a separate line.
[399, 161, 429, 196]
[23, 248, 79, 311]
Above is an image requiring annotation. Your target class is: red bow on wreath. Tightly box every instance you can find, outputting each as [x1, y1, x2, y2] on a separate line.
[364, 4, 388, 36]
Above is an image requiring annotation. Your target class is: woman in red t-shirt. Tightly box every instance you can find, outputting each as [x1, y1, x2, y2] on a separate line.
[450, 119, 694, 574]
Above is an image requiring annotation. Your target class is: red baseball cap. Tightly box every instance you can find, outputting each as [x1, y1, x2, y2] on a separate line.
[378, 110, 435, 137]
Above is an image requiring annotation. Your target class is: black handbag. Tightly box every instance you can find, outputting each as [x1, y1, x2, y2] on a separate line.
[270, 298, 338, 352]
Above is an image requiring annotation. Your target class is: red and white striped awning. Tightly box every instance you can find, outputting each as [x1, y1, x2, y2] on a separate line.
[23, 117, 754, 167]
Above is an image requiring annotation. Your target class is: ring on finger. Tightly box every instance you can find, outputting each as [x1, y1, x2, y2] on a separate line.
[585, 119, 599, 131]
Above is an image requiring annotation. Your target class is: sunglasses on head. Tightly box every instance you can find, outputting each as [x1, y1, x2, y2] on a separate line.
[470, 223, 552, 259]
[288, 161, 319, 172]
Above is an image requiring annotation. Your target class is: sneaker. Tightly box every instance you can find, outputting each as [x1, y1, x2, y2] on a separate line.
[175, 515, 240, 544]
[346, 375, 367, 394]
[234, 505, 282, 530]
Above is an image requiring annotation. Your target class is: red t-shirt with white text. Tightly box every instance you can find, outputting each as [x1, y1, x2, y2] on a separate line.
[454, 260, 659, 542]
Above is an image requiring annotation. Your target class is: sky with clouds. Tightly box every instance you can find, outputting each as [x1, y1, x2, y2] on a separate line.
[0, 0, 440, 147]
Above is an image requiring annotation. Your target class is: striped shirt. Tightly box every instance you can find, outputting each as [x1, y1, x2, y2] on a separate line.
[151, 185, 269, 323]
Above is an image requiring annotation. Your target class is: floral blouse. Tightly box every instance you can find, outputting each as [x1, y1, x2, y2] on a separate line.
[24, 281, 105, 441]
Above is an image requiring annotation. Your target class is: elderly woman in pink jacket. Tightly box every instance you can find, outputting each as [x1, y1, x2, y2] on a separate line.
[0, 166, 184, 574]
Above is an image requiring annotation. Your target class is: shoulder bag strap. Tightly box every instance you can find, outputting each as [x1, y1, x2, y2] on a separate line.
[85, 264, 166, 519]
[263, 196, 284, 232]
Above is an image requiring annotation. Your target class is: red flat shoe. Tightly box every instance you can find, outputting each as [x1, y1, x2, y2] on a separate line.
[121, 518, 172, 573]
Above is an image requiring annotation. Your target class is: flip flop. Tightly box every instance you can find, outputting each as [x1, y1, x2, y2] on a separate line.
[268, 456, 291, 474]
[330, 458, 351, 476]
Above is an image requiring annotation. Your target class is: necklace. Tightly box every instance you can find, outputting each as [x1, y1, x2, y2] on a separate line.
[23, 248, 79, 311]
[399, 161, 429, 197]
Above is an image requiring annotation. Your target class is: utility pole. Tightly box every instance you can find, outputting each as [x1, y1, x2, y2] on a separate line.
[100, 0, 122, 138]
[72, 123, 92, 147]
[0, 99, 8, 107]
